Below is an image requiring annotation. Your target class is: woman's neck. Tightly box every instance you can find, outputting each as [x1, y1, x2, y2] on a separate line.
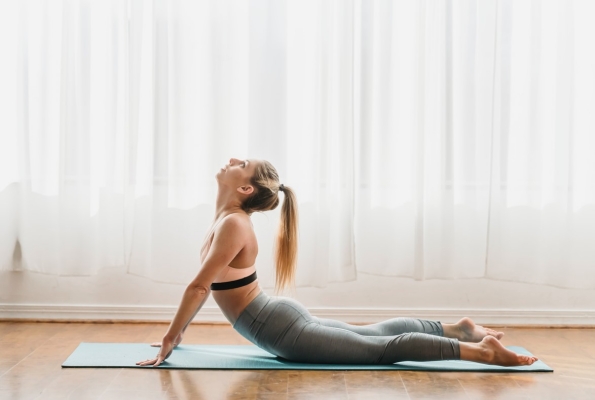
[214, 189, 247, 221]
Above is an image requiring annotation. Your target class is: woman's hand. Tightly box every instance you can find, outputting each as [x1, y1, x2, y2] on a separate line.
[150, 332, 183, 348]
[136, 337, 176, 367]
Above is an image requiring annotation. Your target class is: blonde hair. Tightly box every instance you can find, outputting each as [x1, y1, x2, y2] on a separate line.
[241, 160, 298, 293]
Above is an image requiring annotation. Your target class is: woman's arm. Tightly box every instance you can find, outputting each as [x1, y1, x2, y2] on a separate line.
[150, 299, 202, 348]
[136, 215, 247, 367]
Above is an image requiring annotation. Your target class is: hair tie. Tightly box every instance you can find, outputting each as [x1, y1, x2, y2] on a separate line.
[279, 184, 285, 192]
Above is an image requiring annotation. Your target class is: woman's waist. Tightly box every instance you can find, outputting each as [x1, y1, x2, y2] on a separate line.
[212, 283, 264, 325]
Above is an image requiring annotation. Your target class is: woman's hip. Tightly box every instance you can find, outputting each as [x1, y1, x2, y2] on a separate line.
[233, 292, 313, 354]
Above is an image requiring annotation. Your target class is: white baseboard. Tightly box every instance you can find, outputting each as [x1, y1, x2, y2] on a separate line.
[1, 304, 595, 326]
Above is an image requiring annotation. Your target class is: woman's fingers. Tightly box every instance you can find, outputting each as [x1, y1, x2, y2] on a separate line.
[153, 355, 165, 367]
[135, 358, 157, 366]
[137, 338, 176, 366]
[135, 357, 166, 367]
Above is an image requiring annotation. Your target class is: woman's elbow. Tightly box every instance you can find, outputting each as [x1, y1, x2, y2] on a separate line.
[186, 284, 210, 297]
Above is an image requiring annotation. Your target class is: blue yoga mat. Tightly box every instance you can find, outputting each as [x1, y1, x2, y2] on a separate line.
[62, 343, 553, 372]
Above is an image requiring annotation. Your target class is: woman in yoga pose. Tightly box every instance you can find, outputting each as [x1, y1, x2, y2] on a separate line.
[137, 158, 538, 368]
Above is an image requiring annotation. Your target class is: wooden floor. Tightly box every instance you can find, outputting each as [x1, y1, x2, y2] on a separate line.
[0, 322, 594, 400]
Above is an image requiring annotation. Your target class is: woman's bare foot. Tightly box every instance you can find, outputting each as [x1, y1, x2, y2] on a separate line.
[460, 336, 538, 366]
[444, 317, 504, 342]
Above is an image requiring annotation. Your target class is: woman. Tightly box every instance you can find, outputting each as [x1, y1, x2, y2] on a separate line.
[137, 158, 538, 368]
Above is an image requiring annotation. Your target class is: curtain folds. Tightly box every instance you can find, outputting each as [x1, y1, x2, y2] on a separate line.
[355, 0, 595, 289]
[0, 0, 593, 289]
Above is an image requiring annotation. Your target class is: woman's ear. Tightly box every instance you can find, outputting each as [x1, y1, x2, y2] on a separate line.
[237, 185, 254, 195]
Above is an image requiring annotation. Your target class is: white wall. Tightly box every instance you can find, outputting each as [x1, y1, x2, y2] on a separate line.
[1, 267, 594, 325]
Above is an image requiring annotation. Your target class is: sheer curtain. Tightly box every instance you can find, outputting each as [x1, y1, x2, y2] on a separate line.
[0, 0, 593, 289]
[355, 0, 595, 289]
[0, 0, 355, 287]
[127, 0, 355, 286]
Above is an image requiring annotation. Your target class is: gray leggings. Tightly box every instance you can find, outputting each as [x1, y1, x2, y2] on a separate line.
[233, 291, 460, 364]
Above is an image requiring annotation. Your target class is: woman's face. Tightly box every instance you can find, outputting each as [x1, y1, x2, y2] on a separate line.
[216, 158, 259, 193]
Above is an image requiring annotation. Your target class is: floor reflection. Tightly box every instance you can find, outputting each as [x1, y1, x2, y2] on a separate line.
[164, 369, 272, 400]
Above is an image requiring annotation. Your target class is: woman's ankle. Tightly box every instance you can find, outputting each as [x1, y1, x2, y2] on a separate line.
[459, 342, 491, 363]
[441, 322, 460, 339]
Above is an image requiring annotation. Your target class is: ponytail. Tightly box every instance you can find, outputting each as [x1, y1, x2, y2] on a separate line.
[274, 186, 298, 293]
[240, 160, 299, 293]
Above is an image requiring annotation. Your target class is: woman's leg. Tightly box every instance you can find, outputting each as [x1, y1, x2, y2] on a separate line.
[252, 297, 459, 364]
[313, 317, 443, 337]
[285, 322, 460, 364]
[235, 295, 535, 366]
[314, 316, 505, 343]
[284, 321, 535, 366]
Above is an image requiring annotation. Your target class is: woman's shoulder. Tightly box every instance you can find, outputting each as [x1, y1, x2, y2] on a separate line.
[216, 212, 252, 234]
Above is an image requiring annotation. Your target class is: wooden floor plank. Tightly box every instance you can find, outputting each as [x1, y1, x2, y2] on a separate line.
[0, 322, 593, 400]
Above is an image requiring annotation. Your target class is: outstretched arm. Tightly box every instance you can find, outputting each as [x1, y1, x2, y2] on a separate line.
[150, 305, 201, 348]
[136, 215, 247, 367]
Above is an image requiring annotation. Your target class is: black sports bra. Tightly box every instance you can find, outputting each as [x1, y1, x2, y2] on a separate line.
[210, 271, 257, 291]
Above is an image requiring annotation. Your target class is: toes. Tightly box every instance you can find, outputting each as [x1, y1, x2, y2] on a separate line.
[486, 329, 505, 340]
[519, 355, 537, 365]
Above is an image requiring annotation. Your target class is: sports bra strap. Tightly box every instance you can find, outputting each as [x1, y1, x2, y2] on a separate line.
[210, 271, 257, 291]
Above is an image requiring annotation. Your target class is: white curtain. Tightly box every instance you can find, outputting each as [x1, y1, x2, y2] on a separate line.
[355, 0, 595, 289]
[0, 0, 593, 289]
[0, 0, 355, 288]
